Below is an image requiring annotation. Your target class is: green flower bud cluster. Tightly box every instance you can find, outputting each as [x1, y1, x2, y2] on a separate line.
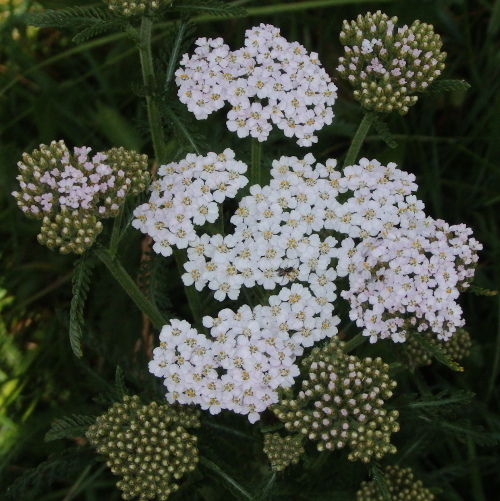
[404, 328, 472, 369]
[12, 141, 150, 254]
[104, 0, 167, 16]
[263, 433, 304, 472]
[85, 395, 200, 501]
[271, 340, 399, 463]
[356, 465, 435, 501]
[337, 11, 446, 115]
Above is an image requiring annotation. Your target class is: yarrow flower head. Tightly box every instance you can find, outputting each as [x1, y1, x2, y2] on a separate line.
[176, 153, 340, 302]
[340, 215, 482, 344]
[132, 149, 248, 257]
[137, 150, 481, 350]
[263, 433, 304, 472]
[12, 141, 150, 254]
[85, 395, 200, 501]
[356, 465, 435, 501]
[271, 339, 399, 463]
[149, 287, 340, 423]
[175, 24, 337, 146]
[337, 11, 446, 114]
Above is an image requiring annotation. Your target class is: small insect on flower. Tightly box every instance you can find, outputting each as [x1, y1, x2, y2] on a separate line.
[277, 267, 297, 282]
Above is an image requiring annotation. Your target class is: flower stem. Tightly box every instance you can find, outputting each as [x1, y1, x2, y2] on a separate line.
[343, 113, 374, 168]
[94, 246, 166, 329]
[138, 15, 166, 163]
[250, 137, 262, 187]
[138, 14, 203, 328]
[343, 332, 367, 353]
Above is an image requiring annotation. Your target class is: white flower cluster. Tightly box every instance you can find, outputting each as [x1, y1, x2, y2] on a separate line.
[132, 149, 248, 257]
[14, 144, 128, 218]
[332, 159, 481, 343]
[182, 153, 339, 302]
[342, 221, 481, 343]
[139, 151, 481, 421]
[149, 284, 340, 423]
[175, 24, 337, 146]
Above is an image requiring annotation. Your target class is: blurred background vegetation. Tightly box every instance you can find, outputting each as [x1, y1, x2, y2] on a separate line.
[1, 0, 499, 499]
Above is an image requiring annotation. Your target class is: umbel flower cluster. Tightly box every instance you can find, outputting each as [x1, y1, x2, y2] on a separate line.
[149, 287, 340, 423]
[139, 152, 481, 421]
[176, 23, 337, 146]
[13, 141, 150, 254]
[263, 433, 304, 472]
[356, 465, 435, 501]
[132, 149, 248, 258]
[86, 395, 200, 501]
[337, 11, 446, 114]
[271, 339, 399, 463]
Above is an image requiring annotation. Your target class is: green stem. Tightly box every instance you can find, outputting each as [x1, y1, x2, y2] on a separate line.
[138, 14, 204, 328]
[94, 246, 166, 329]
[250, 137, 263, 186]
[343, 113, 374, 168]
[138, 15, 166, 163]
[343, 332, 367, 353]
[467, 438, 487, 501]
[299, 449, 330, 481]
[199, 457, 253, 500]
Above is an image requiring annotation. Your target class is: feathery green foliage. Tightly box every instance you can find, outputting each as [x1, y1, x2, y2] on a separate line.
[25, 6, 125, 44]
[161, 102, 207, 156]
[69, 254, 94, 357]
[45, 414, 96, 442]
[414, 335, 464, 372]
[172, 0, 246, 18]
[371, 114, 398, 148]
[425, 79, 472, 93]
[6, 447, 96, 500]
[467, 284, 498, 296]
[368, 463, 391, 501]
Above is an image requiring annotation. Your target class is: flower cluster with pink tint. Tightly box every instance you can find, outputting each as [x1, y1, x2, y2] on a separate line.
[175, 24, 337, 146]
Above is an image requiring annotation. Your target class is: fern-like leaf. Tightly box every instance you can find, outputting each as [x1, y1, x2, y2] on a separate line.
[372, 114, 398, 148]
[415, 336, 464, 372]
[401, 390, 475, 410]
[368, 463, 391, 501]
[137, 251, 172, 319]
[114, 366, 129, 399]
[419, 416, 500, 447]
[26, 6, 110, 28]
[162, 20, 197, 91]
[72, 18, 125, 44]
[45, 414, 96, 442]
[25, 7, 123, 44]
[69, 254, 94, 357]
[425, 79, 471, 93]
[162, 102, 208, 156]
[172, 0, 246, 18]
[6, 447, 95, 499]
[467, 284, 498, 296]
